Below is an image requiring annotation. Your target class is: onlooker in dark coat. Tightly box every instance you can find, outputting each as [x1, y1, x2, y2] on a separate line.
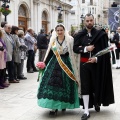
[11, 26, 22, 80]
[113, 27, 120, 69]
[3, 24, 19, 83]
[37, 29, 48, 61]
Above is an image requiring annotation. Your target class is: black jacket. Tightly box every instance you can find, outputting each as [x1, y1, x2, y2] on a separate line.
[73, 28, 114, 107]
[37, 33, 48, 49]
[113, 33, 120, 48]
[0, 46, 4, 51]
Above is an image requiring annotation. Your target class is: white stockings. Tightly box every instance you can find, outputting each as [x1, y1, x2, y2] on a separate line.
[82, 95, 89, 116]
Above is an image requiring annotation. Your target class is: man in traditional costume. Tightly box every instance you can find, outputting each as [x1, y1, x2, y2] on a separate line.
[73, 13, 114, 120]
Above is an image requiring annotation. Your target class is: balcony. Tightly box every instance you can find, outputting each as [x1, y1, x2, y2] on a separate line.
[88, 2, 97, 6]
[70, 10, 75, 14]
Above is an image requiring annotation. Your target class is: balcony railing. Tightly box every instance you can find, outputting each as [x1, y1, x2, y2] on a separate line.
[88, 2, 97, 6]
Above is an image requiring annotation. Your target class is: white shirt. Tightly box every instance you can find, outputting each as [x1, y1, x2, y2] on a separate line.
[56, 40, 68, 54]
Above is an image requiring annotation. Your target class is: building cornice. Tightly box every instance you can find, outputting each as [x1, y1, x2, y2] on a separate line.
[33, 0, 40, 4]
[36, 0, 72, 9]
[54, 0, 73, 9]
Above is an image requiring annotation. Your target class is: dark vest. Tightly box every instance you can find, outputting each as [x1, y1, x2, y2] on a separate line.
[80, 33, 94, 59]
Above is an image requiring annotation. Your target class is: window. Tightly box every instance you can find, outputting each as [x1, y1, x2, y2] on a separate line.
[82, 8, 85, 14]
[90, 0, 93, 5]
[18, 5, 26, 17]
[89, 8, 91, 13]
[82, 0, 85, 3]
[71, 10, 75, 15]
[42, 11, 48, 21]
[111, 2, 117, 7]
[92, 7, 94, 14]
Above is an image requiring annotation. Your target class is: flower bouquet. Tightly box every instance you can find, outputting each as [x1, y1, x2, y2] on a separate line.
[36, 62, 46, 82]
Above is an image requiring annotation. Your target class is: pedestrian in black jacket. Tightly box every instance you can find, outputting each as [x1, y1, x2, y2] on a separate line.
[113, 27, 120, 69]
[37, 29, 48, 61]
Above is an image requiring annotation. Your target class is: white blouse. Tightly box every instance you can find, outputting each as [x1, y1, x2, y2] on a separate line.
[56, 39, 68, 55]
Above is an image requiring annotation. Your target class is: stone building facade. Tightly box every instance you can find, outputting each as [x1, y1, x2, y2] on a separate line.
[69, 0, 120, 30]
[0, 0, 72, 34]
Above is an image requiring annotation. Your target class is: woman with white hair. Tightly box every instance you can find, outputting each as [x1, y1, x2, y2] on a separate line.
[37, 24, 80, 115]
[17, 30, 27, 79]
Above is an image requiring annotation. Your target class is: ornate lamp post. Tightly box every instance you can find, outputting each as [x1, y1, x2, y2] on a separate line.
[57, 6, 63, 23]
[94, 22, 97, 27]
[80, 14, 84, 30]
[100, 24, 102, 28]
[0, 0, 11, 22]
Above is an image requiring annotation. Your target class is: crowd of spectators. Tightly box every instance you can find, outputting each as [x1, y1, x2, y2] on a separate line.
[0, 22, 38, 89]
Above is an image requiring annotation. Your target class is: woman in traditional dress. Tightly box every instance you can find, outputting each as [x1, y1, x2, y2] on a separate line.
[37, 24, 80, 115]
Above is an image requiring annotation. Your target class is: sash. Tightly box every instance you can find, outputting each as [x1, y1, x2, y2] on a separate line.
[52, 41, 77, 82]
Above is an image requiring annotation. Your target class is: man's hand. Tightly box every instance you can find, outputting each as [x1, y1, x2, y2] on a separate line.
[87, 57, 96, 63]
[86, 45, 95, 52]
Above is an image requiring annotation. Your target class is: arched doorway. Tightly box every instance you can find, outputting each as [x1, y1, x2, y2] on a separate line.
[18, 5, 28, 32]
[42, 11, 48, 34]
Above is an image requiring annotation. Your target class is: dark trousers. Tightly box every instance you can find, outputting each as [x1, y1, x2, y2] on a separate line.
[32, 52, 36, 70]
[17, 59, 24, 77]
[14, 62, 19, 79]
[115, 48, 120, 59]
[39, 49, 47, 61]
[6, 60, 15, 81]
[0, 69, 6, 85]
[111, 51, 116, 64]
[80, 62, 96, 95]
[27, 50, 36, 71]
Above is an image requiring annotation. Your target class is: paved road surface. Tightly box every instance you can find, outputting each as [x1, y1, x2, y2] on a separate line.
[0, 54, 119, 120]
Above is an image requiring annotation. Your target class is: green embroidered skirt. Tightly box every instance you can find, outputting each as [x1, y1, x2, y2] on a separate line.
[37, 54, 79, 109]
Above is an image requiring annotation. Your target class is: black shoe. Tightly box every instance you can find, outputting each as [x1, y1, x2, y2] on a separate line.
[27, 70, 34, 73]
[81, 113, 90, 120]
[116, 67, 120, 69]
[16, 79, 20, 81]
[9, 80, 19, 83]
[95, 105, 100, 112]
[1, 83, 9, 87]
[33, 69, 38, 72]
[62, 109, 66, 112]
[17, 76, 27, 80]
[49, 109, 58, 115]
[0, 85, 4, 89]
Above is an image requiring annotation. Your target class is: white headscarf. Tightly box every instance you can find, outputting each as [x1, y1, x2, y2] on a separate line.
[49, 23, 70, 45]
[43, 23, 70, 62]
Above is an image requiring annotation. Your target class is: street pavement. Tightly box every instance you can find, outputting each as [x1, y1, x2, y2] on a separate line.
[0, 55, 120, 120]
